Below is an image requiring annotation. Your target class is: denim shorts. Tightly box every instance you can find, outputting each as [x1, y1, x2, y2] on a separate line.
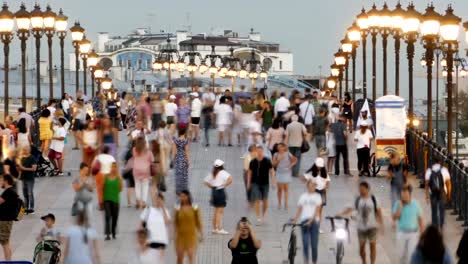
[250, 183, 269, 201]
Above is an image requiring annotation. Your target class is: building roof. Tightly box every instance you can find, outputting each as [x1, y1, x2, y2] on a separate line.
[139, 37, 169, 45]
[179, 35, 240, 46]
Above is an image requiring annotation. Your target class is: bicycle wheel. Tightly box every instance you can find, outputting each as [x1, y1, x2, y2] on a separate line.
[288, 232, 297, 264]
[370, 153, 381, 175]
[336, 241, 344, 264]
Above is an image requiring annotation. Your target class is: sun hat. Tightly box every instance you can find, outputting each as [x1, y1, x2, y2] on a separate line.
[213, 159, 224, 167]
[315, 157, 325, 167]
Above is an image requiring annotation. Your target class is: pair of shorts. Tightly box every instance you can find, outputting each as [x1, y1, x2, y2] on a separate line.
[48, 149, 63, 160]
[149, 242, 166, 249]
[72, 119, 83, 131]
[316, 189, 327, 206]
[191, 117, 200, 125]
[250, 183, 269, 201]
[217, 124, 229, 132]
[0, 221, 13, 245]
[166, 116, 175, 125]
[357, 228, 377, 243]
[210, 188, 227, 208]
[126, 176, 135, 188]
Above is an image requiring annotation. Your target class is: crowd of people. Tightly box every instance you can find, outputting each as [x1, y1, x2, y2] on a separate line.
[0, 85, 466, 264]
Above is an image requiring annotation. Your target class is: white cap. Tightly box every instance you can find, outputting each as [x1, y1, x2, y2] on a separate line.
[191, 92, 199, 97]
[213, 159, 224, 167]
[169, 95, 176, 100]
[361, 109, 367, 112]
[360, 120, 368, 126]
[315, 157, 325, 167]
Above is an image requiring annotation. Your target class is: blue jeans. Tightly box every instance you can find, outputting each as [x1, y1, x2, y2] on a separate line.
[23, 179, 35, 210]
[301, 221, 319, 263]
[314, 135, 326, 151]
[430, 195, 445, 228]
[289, 146, 301, 177]
[391, 184, 402, 209]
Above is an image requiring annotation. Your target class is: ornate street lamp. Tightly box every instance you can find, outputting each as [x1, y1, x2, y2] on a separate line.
[391, 2, 405, 96]
[330, 63, 340, 78]
[464, 22, 468, 43]
[246, 49, 265, 93]
[55, 9, 67, 97]
[222, 47, 241, 92]
[334, 49, 346, 99]
[367, 4, 380, 101]
[327, 77, 337, 90]
[100, 76, 112, 90]
[93, 65, 104, 92]
[15, 4, 30, 108]
[70, 22, 84, 93]
[43, 5, 56, 99]
[348, 22, 360, 102]
[379, 3, 392, 95]
[440, 5, 461, 154]
[357, 8, 369, 99]
[152, 36, 179, 90]
[341, 36, 352, 94]
[31, 4, 44, 108]
[87, 50, 99, 96]
[79, 35, 91, 96]
[179, 41, 204, 91]
[421, 3, 441, 139]
[403, 3, 420, 120]
[0, 4, 14, 115]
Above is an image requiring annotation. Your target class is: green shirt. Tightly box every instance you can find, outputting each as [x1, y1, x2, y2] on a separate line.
[103, 175, 120, 203]
[262, 110, 273, 127]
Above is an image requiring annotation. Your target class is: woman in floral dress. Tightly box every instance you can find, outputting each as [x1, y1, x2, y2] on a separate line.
[172, 127, 190, 194]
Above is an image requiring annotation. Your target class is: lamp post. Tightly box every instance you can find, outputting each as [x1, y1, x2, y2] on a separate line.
[357, 8, 369, 99]
[330, 63, 340, 95]
[93, 65, 104, 93]
[327, 76, 337, 90]
[403, 3, 420, 121]
[434, 49, 442, 143]
[0, 4, 14, 116]
[391, 2, 405, 96]
[15, 4, 30, 109]
[379, 3, 391, 96]
[87, 50, 99, 96]
[205, 45, 222, 90]
[334, 49, 347, 100]
[79, 36, 91, 95]
[100, 76, 112, 91]
[152, 36, 179, 90]
[348, 23, 360, 102]
[440, 5, 461, 155]
[454, 54, 463, 159]
[246, 49, 265, 93]
[367, 4, 380, 102]
[55, 9, 67, 97]
[341, 36, 352, 94]
[70, 22, 84, 93]
[43, 5, 56, 100]
[421, 4, 442, 140]
[31, 4, 44, 109]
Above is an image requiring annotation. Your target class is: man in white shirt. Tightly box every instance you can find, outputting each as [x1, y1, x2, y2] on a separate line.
[425, 157, 452, 228]
[299, 95, 315, 133]
[48, 118, 67, 176]
[274, 92, 290, 118]
[189, 92, 202, 142]
[164, 95, 178, 134]
[202, 87, 216, 106]
[215, 101, 233, 146]
[354, 120, 373, 177]
[94, 145, 116, 175]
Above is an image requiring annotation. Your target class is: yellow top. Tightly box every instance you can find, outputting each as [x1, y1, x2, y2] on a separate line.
[38, 117, 52, 140]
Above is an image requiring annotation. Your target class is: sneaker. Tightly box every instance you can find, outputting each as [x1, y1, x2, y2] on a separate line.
[29, 210, 35, 215]
[256, 218, 263, 226]
[212, 229, 219, 234]
[319, 229, 324, 234]
[217, 229, 229, 235]
[228, 144, 233, 147]
[105, 235, 111, 241]
[205, 144, 210, 147]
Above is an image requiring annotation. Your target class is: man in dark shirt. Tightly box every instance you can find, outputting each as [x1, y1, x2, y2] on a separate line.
[18, 146, 37, 214]
[331, 114, 351, 176]
[3, 149, 19, 185]
[387, 152, 408, 207]
[229, 217, 261, 264]
[0, 174, 19, 260]
[107, 99, 120, 129]
[247, 147, 276, 224]
[311, 109, 329, 153]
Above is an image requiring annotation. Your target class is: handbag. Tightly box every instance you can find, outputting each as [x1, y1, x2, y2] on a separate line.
[91, 160, 101, 175]
[84, 146, 94, 154]
[301, 140, 310, 153]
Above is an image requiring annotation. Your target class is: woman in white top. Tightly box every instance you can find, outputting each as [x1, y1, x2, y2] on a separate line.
[266, 118, 285, 155]
[80, 120, 99, 167]
[293, 180, 322, 264]
[140, 191, 170, 261]
[203, 159, 233, 235]
[16, 118, 31, 151]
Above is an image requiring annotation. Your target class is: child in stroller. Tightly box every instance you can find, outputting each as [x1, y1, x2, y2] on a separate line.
[31, 146, 58, 177]
[33, 213, 61, 264]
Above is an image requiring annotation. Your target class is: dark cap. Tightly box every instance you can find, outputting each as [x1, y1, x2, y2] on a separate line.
[41, 213, 55, 221]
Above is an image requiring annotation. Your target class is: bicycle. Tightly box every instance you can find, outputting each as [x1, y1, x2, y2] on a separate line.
[326, 216, 350, 264]
[282, 221, 304, 264]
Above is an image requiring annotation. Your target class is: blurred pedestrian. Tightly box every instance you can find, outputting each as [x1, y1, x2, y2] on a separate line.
[80, 120, 99, 168]
[388, 152, 409, 208]
[265, 118, 284, 156]
[285, 114, 307, 177]
[228, 217, 261, 264]
[38, 109, 52, 155]
[204, 159, 233, 234]
[18, 146, 37, 214]
[133, 137, 154, 209]
[331, 114, 350, 176]
[99, 117, 119, 157]
[174, 190, 203, 264]
[136, 229, 160, 264]
[342, 92, 353, 131]
[272, 143, 297, 210]
[355, 120, 373, 177]
[425, 157, 451, 229]
[457, 228, 468, 264]
[0, 174, 18, 261]
[392, 184, 424, 264]
[172, 127, 190, 194]
[410, 225, 452, 264]
[73, 163, 94, 222]
[311, 108, 329, 155]
[176, 97, 191, 130]
[189, 92, 202, 142]
[151, 94, 164, 131]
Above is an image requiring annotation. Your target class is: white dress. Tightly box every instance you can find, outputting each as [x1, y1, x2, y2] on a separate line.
[326, 131, 336, 157]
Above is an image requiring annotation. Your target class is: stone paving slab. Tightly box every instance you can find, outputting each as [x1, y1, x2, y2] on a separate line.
[3, 130, 465, 264]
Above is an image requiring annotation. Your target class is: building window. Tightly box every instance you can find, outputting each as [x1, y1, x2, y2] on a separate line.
[279, 60, 283, 70]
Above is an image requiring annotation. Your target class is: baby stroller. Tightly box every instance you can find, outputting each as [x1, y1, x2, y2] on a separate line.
[33, 239, 61, 264]
[31, 146, 56, 177]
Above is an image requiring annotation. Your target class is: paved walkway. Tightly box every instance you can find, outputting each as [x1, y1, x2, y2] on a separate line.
[4, 130, 465, 263]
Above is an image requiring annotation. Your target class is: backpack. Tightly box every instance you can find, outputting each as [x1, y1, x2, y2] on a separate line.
[355, 195, 377, 215]
[429, 169, 445, 198]
[15, 197, 25, 221]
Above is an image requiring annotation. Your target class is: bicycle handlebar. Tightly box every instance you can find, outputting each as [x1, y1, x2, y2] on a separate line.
[282, 222, 304, 232]
[325, 216, 350, 232]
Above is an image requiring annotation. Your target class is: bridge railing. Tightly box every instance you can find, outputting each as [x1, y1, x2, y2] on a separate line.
[406, 128, 468, 227]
